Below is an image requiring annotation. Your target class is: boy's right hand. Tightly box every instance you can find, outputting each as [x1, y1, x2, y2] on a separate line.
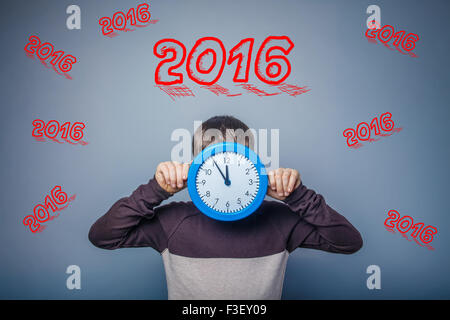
[155, 161, 191, 194]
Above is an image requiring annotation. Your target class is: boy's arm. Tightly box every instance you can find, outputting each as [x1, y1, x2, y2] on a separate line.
[283, 183, 363, 254]
[88, 178, 172, 251]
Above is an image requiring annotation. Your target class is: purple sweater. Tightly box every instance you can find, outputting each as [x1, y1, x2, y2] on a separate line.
[89, 178, 362, 299]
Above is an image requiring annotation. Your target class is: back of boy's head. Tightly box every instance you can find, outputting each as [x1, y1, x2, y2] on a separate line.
[192, 115, 255, 156]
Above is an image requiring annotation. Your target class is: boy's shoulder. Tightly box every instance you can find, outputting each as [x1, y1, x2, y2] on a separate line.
[260, 199, 299, 217]
[257, 199, 305, 231]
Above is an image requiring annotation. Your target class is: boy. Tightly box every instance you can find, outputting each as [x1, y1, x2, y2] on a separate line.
[89, 115, 363, 299]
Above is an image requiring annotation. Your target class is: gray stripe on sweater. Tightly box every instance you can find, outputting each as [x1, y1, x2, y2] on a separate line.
[162, 249, 289, 300]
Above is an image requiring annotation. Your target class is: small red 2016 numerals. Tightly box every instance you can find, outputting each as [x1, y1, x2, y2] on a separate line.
[23, 186, 69, 233]
[365, 23, 419, 52]
[32, 119, 85, 141]
[153, 36, 294, 85]
[384, 210, 437, 244]
[343, 112, 394, 147]
[24, 35, 77, 72]
[99, 3, 150, 35]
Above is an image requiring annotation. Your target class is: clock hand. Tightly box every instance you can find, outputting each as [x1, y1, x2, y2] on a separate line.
[225, 165, 231, 186]
[213, 160, 227, 184]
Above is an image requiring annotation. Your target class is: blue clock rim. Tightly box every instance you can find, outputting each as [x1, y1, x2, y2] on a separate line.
[187, 142, 268, 222]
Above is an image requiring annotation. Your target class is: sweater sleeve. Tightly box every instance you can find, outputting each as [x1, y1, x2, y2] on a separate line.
[88, 178, 173, 252]
[284, 183, 363, 254]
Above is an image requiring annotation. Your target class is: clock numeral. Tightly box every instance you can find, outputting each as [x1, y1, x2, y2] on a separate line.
[224, 156, 230, 164]
[205, 169, 212, 175]
[237, 198, 241, 205]
[201, 179, 206, 185]
[205, 191, 210, 197]
[214, 198, 219, 206]
[245, 190, 250, 196]
[249, 179, 253, 185]
[226, 201, 230, 207]
[245, 168, 250, 175]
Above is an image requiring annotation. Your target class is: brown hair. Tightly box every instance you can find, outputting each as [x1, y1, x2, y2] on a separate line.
[192, 115, 255, 156]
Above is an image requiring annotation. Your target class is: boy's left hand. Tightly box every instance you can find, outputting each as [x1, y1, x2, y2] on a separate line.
[267, 168, 301, 201]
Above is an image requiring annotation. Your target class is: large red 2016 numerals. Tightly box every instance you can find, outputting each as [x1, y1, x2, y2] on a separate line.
[384, 209, 438, 244]
[153, 36, 294, 85]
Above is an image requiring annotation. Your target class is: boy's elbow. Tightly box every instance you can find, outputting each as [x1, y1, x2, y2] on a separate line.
[346, 231, 363, 254]
[88, 223, 114, 250]
[88, 224, 102, 248]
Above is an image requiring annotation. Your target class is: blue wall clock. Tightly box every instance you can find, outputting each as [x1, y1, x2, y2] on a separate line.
[187, 142, 268, 221]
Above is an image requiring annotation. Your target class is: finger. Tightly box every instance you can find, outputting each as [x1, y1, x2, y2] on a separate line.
[166, 162, 177, 188]
[159, 163, 170, 186]
[282, 170, 290, 196]
[268, 171, 276, 190]
[275, 169, 284, 197]
[266, 187, 277, 198]
[175, 163, 183, 188]
[287, 170, 298, 193]
[182, 163, 190, 181]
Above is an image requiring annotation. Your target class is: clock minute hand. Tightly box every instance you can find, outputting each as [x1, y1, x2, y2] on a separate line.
[213, 160, 227, 184]
[225, 165, 231, 186]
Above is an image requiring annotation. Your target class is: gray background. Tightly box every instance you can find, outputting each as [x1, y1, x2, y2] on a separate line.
[0, 0, 449, 299]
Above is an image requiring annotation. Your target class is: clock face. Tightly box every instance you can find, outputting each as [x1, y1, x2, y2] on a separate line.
[195, 151, 260, 214]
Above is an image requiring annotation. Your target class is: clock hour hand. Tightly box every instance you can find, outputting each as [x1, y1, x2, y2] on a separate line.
[225, 165, 231, 186]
